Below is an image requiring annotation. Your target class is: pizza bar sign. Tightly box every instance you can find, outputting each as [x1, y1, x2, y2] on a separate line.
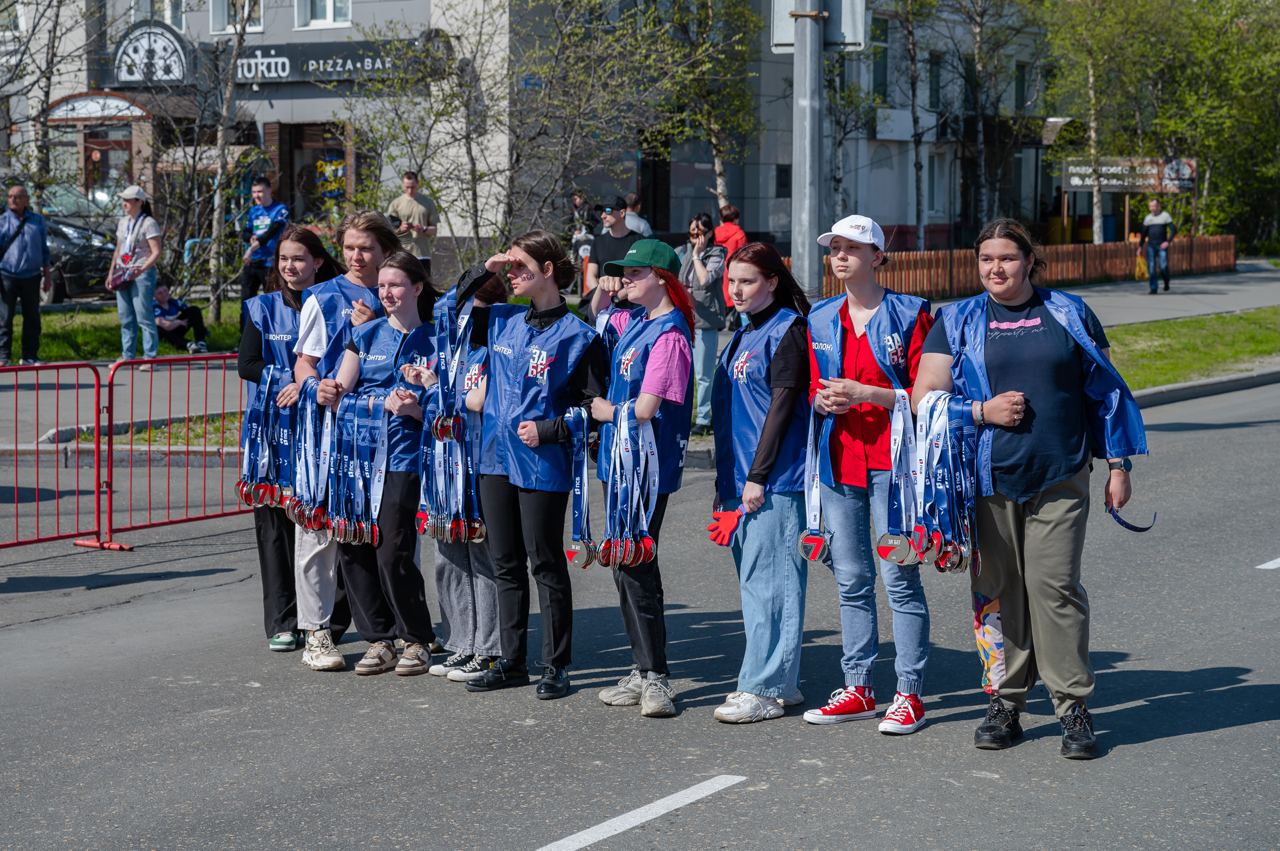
[235, 43, 399, 84]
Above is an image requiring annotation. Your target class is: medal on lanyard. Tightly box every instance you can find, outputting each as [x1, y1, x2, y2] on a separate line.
[911, 390, 948, 561]
[464, 408, 486, 542]
[799, 408, 830, 563]
[877, 389, 920, 565]
[564, 408, 597, 569]
[634, 417, 659, 563]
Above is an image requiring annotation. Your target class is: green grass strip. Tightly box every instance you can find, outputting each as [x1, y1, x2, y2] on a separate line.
[1109, 306, 1280, 390]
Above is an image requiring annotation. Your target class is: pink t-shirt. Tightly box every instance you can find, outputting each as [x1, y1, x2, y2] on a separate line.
[610, 309, 692, 404]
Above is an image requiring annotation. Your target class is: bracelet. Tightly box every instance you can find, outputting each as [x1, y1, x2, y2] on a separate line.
[972, 399, 985, 426]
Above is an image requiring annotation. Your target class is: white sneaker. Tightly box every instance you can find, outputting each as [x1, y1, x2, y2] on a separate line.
[395, 642, 430, 676]
[354, 640, 398, 676]
[429, 651, 472, 677]
[301, 629, 344, 671]
[713, 691, 784, 724]
[598, 668, 644, 706]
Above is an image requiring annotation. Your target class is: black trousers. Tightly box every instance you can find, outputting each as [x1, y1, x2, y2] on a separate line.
[254, 505, 298, 637]
[240, 263, 270, 302]
[337, 471, 435, 645]
[610, 494, 670, 675]
[158, 306, 208, 348]
[479, 474, 573, 668]
[0, 273, 41, 361]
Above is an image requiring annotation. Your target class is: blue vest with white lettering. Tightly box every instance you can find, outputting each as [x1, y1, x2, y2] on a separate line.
[940, 286, 1148, 497]
[461, 346, 493, 460]
[481, 304, 596, 491]
[711, 307, 809, 501]
[242, 291, 306, 413]
[807, 290, 930, 488]
[596, 308, 693, 494]
[348, 317, 435, 473]
[308, 275, 384, 378]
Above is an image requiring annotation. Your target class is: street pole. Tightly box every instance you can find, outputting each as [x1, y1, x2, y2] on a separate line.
[791, 0, 825, 300]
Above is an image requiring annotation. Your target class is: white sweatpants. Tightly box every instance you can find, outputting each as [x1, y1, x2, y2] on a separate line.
[295, 526, 339, 630]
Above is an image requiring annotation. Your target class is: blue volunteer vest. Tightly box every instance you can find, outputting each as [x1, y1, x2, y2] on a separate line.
[939, 286, 1148, 497]
[308, 275, 384, 378]
[481, 304, 597, 491]
[348, 317, 435, 472]
[711, 307, 809, 501]
[807, 289, 930, 488]
[461, 346, 493, 461]
[596, 308, 693, 494]
[242, 291, 307, 415]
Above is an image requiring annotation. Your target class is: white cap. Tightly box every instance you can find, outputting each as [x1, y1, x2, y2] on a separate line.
[118, 185, 147, 201]
[817, 214, 885, 251]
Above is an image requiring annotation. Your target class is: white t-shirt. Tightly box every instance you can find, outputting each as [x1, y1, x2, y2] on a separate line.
[115, 214, 162, 267]
[294, 297, 329, 359]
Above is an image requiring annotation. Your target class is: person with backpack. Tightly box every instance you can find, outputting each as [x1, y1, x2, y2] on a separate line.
[677, 213, 728, 436]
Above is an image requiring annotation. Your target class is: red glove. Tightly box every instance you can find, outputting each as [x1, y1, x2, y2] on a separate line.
[706, 507, 746, 547]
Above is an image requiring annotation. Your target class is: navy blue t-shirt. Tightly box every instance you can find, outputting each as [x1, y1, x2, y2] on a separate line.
[923, 293, 1109, 503]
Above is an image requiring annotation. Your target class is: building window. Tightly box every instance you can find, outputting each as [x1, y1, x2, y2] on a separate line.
[297, 0, 350, 27]
[928, 52, 942, 111]
[0, 0, 19, 31]
[871, 16, 889, 101]
[776, 164, 791, 199]
[211, 0, 262, 33]
[134, 0, 185, 29]
[1015, 62, 1029, 113]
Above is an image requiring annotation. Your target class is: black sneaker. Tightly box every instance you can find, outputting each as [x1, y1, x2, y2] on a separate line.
[535, 665, 570, 700]
[974, 696, 1023, 750]
[465, 657, 530, 692]
[1060, 703, 1098, 760]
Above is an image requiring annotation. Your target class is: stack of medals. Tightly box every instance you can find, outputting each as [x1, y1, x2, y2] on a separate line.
[236, 365, 295, 509]
[798, 409, 831, 562]
[284, 377, 329, 533]
[564, 407, 596, 568]
[596, 400, 659, 568]
[325, 393, 388, 545]
[876, 389, 977, 574]
[417, 287, 485, 544]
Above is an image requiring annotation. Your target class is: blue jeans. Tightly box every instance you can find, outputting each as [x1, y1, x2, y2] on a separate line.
[1146, 244, 1169, 292]
[692, 328, 719, 426]
[821, 473, 929, 695]
[729, 491, 807, 699]
[116, 267, 158, 359]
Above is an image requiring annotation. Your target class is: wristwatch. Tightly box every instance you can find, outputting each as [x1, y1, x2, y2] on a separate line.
[1107, 458, 1132, 472]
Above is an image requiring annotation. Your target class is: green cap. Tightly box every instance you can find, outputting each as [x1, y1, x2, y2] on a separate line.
[603, 239, 681, 277]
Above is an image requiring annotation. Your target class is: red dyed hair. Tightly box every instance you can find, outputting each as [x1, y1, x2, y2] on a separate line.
[656, 268, 696, 335]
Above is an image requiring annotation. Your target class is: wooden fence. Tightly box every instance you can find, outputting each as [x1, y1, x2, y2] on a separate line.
[816, 235, 1237, 299]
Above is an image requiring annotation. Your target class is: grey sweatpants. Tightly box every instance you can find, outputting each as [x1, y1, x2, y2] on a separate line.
[972, 464, 1094, 717]
[435, 538, 502, 657]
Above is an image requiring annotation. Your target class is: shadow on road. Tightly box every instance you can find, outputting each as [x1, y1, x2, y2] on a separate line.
[0, 485, 97, 505]
[1146, 419, 1280, 433]
[0, 567, 235, 594]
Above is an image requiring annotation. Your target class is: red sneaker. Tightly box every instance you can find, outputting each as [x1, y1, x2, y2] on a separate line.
[878, 692, 926, 735]
[803, 686, 877, 725]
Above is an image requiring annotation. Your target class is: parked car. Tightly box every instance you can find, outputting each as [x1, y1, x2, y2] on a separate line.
[35, 184, 117, 304]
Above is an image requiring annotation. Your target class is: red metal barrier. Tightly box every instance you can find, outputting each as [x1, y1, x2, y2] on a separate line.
[83, 354, 249, 551]
[0, 363, 103, 550]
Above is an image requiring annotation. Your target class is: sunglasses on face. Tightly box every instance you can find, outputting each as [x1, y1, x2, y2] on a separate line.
[600, 208, 616, 215]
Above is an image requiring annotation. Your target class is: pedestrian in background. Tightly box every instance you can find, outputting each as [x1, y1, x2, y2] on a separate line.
[624, 192, 654, 238]
[676, 212, 728, 436]
[240, 175, 290, 302]
[240, 177, 290, 301]
[385, 171, 439, 275]
[715, 205, 748, 307]
[109, 185, 162, 367]
[1138, 198, 1175, 294]
[585, 195, 639, 297]
[0, 183, 51, 365]
[153, 283, 209, 353]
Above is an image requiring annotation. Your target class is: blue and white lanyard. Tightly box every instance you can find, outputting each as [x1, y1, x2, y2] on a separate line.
[566, 407, 594, 545]
[885, 388, 917, 537]
[803, 407, 823, 536]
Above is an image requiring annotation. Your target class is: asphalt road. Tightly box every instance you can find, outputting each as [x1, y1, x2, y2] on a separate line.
[2, 388, 1278, 849]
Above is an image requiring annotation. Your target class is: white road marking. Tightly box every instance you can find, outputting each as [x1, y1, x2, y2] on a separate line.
[538, 774, 747, 851]
[1256, 557, 1280, 570]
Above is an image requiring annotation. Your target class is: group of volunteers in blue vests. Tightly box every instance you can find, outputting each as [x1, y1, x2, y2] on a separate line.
[238, 208, 1147, 760]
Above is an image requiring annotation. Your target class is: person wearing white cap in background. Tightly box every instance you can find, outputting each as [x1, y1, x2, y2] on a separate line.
[108, 185, 163, 367]
[801, 214, 935, 734]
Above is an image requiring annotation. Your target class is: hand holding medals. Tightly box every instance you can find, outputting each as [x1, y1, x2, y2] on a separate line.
[236, 365, 296, 511]
[597, 401, 658, 568]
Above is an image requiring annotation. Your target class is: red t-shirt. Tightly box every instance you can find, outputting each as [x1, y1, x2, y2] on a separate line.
[807, 301, 933, 488]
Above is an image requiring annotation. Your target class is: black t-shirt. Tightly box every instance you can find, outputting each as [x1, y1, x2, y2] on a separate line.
[588, 229, 640, 276]
[923, 293, 1109, 503]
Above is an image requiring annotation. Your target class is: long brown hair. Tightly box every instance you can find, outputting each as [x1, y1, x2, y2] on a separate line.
[974, 218, 1047, 283]
[380, 251, 436, 322]
[267, 225, 343, 310]
[511, 229, 576, 290]
[727, 242, 812, 316]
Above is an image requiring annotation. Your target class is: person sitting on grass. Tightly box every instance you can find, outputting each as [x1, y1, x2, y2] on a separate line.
[153, 283, 209, 353]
